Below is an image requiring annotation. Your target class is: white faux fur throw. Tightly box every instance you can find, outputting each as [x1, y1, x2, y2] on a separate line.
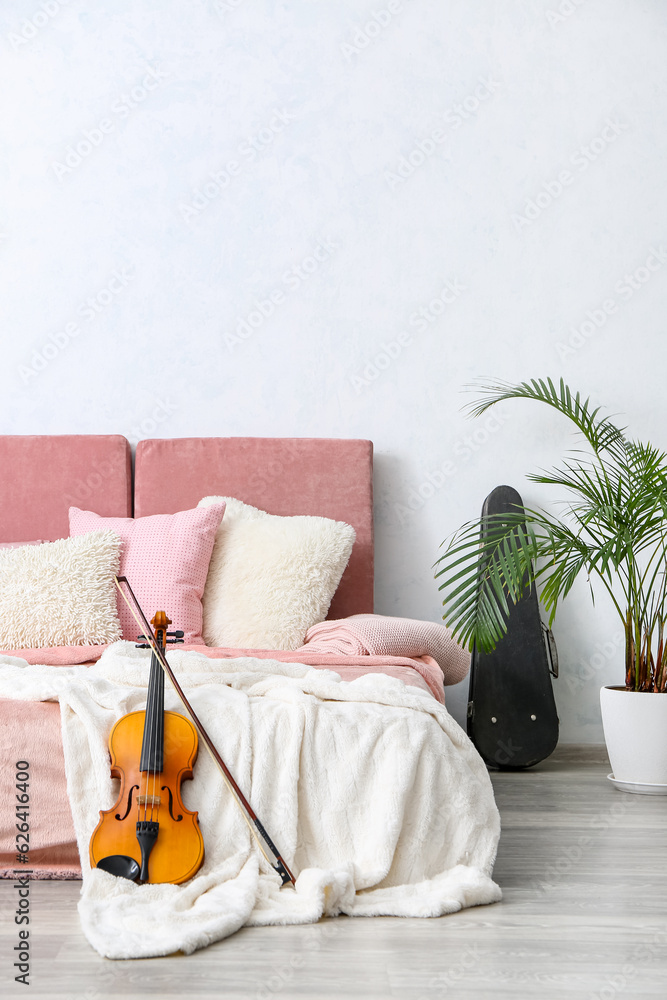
[0, 643, 501, 959]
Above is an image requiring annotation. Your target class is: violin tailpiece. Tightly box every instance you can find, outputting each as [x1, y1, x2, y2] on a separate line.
[136, 820, 159, 883]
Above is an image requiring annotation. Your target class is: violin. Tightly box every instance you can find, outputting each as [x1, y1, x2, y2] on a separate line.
[89, 610, 205, 885]
[90, 576, 295, 888]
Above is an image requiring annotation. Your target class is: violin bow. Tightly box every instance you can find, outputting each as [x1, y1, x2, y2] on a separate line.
[113, 575, 296, 887]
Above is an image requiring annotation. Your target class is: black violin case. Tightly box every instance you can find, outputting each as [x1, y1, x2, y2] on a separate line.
[467, 485, 559, 769]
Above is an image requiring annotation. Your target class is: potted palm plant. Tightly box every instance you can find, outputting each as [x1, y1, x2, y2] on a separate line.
[435, 377, 667, 791]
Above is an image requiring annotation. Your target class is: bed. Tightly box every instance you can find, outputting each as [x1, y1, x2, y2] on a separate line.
[0, 434, 500, 957]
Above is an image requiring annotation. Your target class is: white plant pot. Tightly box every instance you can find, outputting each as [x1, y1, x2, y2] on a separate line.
[600, 685, 667, 786]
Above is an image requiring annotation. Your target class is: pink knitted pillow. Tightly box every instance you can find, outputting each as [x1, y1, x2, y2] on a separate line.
[68, 504, 225, 643]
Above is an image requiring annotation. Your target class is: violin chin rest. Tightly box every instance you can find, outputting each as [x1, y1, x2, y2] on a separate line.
[95, 855, 141, 882]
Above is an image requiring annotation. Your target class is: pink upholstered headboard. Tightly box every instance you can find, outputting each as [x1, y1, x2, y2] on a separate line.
[0, 435, 132, 542]
[134, 437, 374, 619]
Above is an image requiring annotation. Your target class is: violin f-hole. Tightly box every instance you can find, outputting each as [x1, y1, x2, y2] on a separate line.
[115, 784, 140, 821]
[161, 785, 183, 822]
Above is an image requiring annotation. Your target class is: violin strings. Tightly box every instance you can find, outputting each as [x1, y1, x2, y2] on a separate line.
[114, 577, 279, 876]
[153, 620, 164, 824]
[135, 616, 163, 831]
[145, 650, 151, 825]
[147, 626, 161, 826]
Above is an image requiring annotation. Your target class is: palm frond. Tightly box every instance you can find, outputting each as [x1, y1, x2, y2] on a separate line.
[435, 511, 539, 651]
[465, 376, 626, 458]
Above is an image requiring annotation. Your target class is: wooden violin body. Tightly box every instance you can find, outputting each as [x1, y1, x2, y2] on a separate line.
[89, 612, 204, 885]
[89, 709, 204, 884]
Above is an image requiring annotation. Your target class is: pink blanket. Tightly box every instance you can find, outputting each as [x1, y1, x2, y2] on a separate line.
[299, 614, 471, 686]
[0, 641, 446, 702]
[0, 644, 114, 665]
[188, 646, 445, 702]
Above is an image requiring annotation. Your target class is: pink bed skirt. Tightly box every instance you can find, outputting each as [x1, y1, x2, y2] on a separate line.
[0, 701, 81, 878]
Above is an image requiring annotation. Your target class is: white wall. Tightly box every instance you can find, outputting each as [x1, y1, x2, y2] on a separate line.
[2, 0, 666, 740]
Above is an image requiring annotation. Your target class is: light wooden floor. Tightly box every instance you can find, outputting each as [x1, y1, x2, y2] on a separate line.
[2, 745, 666, 999]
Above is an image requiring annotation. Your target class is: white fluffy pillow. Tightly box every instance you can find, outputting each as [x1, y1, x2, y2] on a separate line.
[198, 497, 356, 649]
[0, 531, 122, 649]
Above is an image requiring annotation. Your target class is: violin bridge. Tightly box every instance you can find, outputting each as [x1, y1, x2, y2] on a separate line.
[137, 794, 161, 808]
